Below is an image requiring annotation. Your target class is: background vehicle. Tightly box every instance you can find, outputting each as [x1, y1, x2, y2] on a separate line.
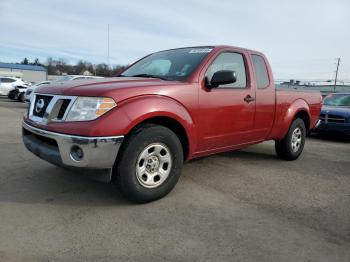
[25, 81, 51, 102]
[22, 46, 322, 203]
[0, 77, 27, 96]
[313, 93, 350, 136]
[8, 85, 29, 102]
[25, 76, 104, 102]
[56, 75, 104, 81]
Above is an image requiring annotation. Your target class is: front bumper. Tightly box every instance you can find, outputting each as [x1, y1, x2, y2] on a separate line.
[22, 121, 124, 181]
[313, 121, 350, 136]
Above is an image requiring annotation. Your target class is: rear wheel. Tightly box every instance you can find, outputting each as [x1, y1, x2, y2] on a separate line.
[115, 124, 183, 203]
[275, 118, 306, 160]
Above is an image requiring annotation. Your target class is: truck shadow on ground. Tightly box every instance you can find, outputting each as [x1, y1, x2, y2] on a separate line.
[309, 133, 350, 143]
[189, 147, 278, 164]
[219, 149, 278, 160]
[0, 148, 277, 207]
[0, 164, 131, 207]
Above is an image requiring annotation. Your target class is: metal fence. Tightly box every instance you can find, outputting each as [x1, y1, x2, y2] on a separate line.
[276, 84, 350, 96]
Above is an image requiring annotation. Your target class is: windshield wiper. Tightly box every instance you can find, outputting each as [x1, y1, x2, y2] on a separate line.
[130, 74, 168, 81]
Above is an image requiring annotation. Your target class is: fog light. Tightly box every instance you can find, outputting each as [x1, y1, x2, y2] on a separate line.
[70, 145, 84, 162]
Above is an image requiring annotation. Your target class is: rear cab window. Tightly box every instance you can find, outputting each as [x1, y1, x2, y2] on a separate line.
[252, 55, 270, 89]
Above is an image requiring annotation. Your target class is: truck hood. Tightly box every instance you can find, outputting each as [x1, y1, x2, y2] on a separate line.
[35, 77, 187, 102]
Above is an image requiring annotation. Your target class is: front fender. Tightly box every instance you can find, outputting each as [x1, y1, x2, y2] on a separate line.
[118, 95, 197, 157]
[270, 99, 310, 140]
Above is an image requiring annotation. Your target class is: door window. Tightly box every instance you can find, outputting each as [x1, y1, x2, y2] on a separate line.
[205, 52, 247, 88]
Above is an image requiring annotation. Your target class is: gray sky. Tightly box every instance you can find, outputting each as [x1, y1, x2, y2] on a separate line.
[0, 0, 349, 81]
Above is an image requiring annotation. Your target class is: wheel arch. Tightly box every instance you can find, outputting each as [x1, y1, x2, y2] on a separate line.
[117, 95, 197, 161]
[127, 116, 190, 161]
[270, 99, 311, 140]
[294, 110, 310, 131]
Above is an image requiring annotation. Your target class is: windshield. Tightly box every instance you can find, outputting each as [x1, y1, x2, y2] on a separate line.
[323, 94, 350, 106]
[121, 47, 213, 81]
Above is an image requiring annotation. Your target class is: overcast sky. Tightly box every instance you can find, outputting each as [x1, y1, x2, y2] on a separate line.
[0, 0, 349, 81]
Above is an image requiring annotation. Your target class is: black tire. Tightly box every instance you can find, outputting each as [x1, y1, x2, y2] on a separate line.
[275, 118, 306, 161]
[18, 93, 25, 102]
[115, 124, 183, 203]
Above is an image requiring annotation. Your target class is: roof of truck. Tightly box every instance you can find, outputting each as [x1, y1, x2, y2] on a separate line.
[160, 45, 262, 54]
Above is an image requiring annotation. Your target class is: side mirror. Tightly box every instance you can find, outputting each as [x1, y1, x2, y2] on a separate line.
[209, 70, 237, 88]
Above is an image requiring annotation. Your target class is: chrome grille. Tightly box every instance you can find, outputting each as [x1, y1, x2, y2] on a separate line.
[32, 95, 53, 117]
[320, 113, 345, 123]
[29, 94, 77, 124]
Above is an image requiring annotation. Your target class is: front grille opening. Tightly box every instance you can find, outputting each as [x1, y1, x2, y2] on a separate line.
[57, 99, 71, 120]
[327, 114, 345, 123]
[320, 114, 345, 123]
[23, 128, 58, 147]
[32, 95, 53, 118]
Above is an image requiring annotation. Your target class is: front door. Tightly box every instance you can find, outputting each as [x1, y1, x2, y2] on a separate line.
[196, 51, 256, 152]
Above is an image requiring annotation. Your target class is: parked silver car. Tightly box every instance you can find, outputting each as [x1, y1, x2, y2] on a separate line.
[25, 81, 51, 102]
[25, 75, 104, 102]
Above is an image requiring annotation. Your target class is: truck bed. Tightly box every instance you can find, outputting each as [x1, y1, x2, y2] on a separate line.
[269, 89, 322, 140]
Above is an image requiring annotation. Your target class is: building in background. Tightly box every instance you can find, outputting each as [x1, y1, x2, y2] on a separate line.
[0, 63, 47, 83]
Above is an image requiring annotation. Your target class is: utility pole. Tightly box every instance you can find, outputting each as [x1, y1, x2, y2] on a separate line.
[107, 24, 110, 69]
[334, 57, 340, 92]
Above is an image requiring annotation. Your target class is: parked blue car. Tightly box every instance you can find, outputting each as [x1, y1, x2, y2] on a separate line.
[314, 93, 350, 136]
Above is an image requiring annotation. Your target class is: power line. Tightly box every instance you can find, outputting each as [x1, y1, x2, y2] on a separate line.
[334, 57, 340, 91]
[107, 24, 110, 68]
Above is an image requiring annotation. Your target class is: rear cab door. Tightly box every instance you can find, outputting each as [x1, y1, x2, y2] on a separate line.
[195, 47, 257, 153]
[250, 52, 276, 140]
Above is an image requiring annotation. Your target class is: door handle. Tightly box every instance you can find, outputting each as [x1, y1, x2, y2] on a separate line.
[244, 95, 255, 103]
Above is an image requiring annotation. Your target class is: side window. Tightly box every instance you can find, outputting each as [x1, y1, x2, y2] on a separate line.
[205, 52, 247, 88]
[252, 55, 269, 89]
[2, 78, 16, 83]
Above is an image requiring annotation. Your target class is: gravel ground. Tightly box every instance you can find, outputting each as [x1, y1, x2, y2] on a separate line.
[0, 96, 349, 262]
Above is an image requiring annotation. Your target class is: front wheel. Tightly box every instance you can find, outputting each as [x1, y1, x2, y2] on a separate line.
[8, 93, 14, 99]
[275, 118, 306, 160]
[115, 124, 183, 203]
[18, 93, 25, 102]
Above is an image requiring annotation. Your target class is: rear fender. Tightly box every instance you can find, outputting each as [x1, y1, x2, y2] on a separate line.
[270, 99, 310, 140]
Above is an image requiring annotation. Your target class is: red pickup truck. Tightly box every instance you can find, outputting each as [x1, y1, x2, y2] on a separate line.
[22, 46, 322, 202]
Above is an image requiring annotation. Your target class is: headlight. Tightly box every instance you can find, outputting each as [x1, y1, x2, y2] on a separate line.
[66, 97, 116, 121]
